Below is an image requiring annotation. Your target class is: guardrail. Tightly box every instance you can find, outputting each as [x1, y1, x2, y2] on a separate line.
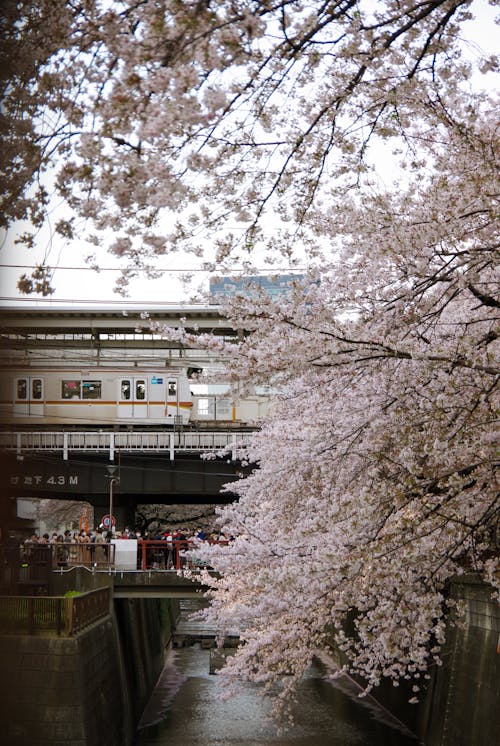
[0, 587, 110, 636]
[0, 543, 116, 594]
[52, 542, 115, 569]
[1, 540, 224, 581]
[0, 430, 249, 460]
[19, 542, 115, 571]
[137, 539, 228, 571]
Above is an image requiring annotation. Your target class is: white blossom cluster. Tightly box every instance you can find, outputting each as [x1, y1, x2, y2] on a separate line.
[2, 1, 497, 290]
[1, 0, 498, 712]
[178, 105, 498, 709]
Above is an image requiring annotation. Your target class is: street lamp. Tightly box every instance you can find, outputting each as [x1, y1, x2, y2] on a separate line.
[105, 465, 119, 542]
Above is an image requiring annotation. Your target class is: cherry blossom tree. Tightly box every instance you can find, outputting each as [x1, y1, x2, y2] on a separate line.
[35, 498, 93, 533]
[135, 502, 218, 534]
[1, 1, 496, 291]
[176, 103, 498, 708]
[1, 0, 498, 711]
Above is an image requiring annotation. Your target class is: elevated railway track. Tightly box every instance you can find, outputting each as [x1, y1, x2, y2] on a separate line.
[0, 302, 239, 368]
[0, 303, 258, 513]
[0, 429, 251, 461]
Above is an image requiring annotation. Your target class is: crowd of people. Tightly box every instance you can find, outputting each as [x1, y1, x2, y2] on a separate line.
[25, 528, 109, 545]
[21, 526, 231, 570]
[23, 526, 228, 545]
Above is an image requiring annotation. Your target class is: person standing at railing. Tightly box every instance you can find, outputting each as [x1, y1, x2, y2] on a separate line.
[104, 530, 114, 564]
[135, 531, 143, 569]
[75, 530, 91, 565]
[149, 530, 165, 569]
[93, 528, 107, 566]
[55, 536, 69, 568]
[163, 530, 175, 569]
[76, 530, 88, 543]
[173, 529, 189, 568]
[21, 535, 38, 566]
[66, 531, 79, 565]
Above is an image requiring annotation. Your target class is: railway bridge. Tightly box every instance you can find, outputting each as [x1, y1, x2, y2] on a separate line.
[0, 429, 250, 502]
[0, 302, 259, 533]
[0, 427, 253, 535]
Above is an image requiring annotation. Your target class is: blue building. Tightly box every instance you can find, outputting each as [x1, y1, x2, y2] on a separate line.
[209, 274, 303, 303]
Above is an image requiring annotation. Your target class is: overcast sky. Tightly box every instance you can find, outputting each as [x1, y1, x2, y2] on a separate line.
[0, 0, 497, 307]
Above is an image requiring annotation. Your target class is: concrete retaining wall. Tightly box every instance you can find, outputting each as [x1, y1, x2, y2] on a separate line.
[415, 576, 500, 746]
[0, 596, 178, 746]
[359, 575, 500, 746]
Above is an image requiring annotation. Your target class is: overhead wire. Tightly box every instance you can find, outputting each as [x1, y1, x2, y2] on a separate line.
[0, 263, 307, 273]
[8, 449, 247, 481]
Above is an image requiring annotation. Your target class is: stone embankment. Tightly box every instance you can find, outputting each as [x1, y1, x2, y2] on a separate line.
[0, 580, 179, 746]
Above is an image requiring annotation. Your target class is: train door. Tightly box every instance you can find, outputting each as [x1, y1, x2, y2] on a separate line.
[166, 379, 179, 420]
[14, 377, 44, 416]
[118, 377, 148, 419]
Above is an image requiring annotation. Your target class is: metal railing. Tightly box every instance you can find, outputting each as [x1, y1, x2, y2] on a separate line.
[138, 539, 189, 571]
[0, 540, 225, 585]
[137, 539, 228, 571]
[0, 544, 116, 594]
[0, 587, 110, 636]
[20, 542, 116, 570]
[52, 542, 115, 569]
[0, 430, 249, 460]
[69, 586, 110, 635]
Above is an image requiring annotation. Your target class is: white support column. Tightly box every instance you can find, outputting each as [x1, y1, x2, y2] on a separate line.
[109, 431, 115, 462]
[63, 432, 68, 461]
[169, 432, 175, 461]
[16, 432, 22, 459]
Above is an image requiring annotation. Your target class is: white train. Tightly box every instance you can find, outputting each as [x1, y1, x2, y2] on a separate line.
[0, 367, 270, 428]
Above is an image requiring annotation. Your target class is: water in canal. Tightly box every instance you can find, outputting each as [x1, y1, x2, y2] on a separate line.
[135, 605, 420, 746]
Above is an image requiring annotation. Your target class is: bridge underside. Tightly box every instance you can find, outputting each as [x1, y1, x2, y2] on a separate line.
[0, 451, 244, 508]
[113, 573, 206, 599]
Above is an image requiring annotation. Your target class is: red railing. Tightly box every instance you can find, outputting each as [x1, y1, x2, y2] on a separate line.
[3, 540, 225, 577]
[138, 539, 193, 571]
[137, 539, 228, 571]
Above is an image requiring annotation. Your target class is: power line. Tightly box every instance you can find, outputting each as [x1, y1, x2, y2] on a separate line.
[1, 263, 306, 273]
[0, 296, 213, 305]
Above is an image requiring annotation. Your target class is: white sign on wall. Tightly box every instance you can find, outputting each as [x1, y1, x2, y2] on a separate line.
[112, 539, 138, 570]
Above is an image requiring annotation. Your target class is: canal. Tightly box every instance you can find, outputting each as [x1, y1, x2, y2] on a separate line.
[134, 603, 420, 746]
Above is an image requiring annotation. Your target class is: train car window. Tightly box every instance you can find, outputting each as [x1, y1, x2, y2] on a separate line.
[62, 380, 81, 399]
[168, 381, 177, 396]
[17, 379, 27, 399]
[198, 398, 210, 416]
[216, 398, 232, 418]
[32, 379, 43, 400]
[121, 380, 131, 400]
[136, 380, 146, 400]
[82, 380, 102, 400]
